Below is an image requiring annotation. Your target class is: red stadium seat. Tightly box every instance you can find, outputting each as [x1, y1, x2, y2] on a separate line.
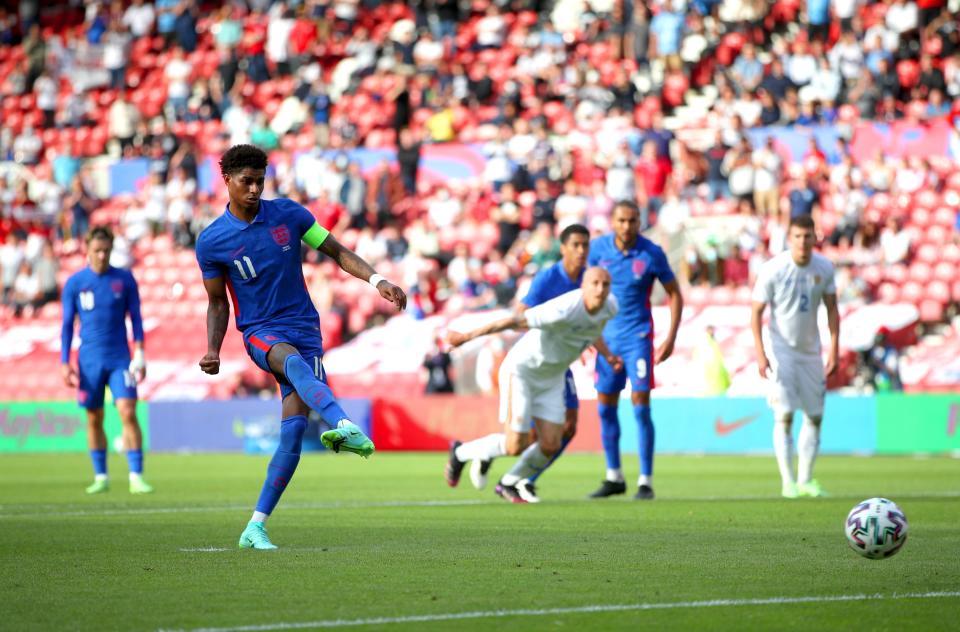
[908, 262, 931, 283]
[899, 281, 923, 304]
[877, 282, 900, 303]
[919, 299, 945, 323]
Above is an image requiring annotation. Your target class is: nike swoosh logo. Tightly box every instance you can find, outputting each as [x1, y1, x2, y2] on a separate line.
[714, 413, 761, 436]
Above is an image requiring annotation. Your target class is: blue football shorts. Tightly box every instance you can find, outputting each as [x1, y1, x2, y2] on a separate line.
[77, 355, 137, 409]
[595, 333, 655, 395]
[245, 328, 327, 400]
[563, 367, 579, 410]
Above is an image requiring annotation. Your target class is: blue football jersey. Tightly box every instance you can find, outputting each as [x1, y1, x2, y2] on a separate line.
[521, 262, 583, 308]
[61, 266, 144, 363]
[195, 198, 323, 338]
[588, 233, 675, 340]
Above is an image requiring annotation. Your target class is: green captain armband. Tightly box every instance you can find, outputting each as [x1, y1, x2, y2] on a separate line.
[302, 222, 330, 249]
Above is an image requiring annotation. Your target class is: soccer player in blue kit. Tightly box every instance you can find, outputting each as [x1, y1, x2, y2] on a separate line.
[61, 226, 153, 495]
[588, 201, 683, 500]
[445, 224, 590, 503]
[196, 145, 406, 549]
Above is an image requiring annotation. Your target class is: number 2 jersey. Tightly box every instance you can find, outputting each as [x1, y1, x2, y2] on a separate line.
[195, 198, 329, 341]
[60, 266, 144, 363]
[751, 251, 836, 356]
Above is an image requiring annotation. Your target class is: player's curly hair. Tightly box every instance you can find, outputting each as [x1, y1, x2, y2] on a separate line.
[219, 144, 268, 176]
[86, 225, 114, 244]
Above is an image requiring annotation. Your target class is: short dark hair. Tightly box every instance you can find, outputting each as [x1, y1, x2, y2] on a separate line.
[219, 144, 268, 176]
[86, 225, 114, 244]
[612, 200, 640, 215]
[559, 223, 589, 244]
[789, 214, 816, 231]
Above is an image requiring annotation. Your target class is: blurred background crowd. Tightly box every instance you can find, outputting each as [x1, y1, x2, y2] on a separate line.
[0, 0, 959, 397]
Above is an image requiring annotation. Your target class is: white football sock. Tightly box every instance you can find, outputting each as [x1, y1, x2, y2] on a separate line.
[773, 420, 795, 486]
[606, 468, 624, 483]
[500, 443, 550, 486]
[251, 511, 269, 524]
[94, 474, 108, 482]
[797, 420, 821, 485]
[455, 433, 505, 462]
[638, 474, 652, 488]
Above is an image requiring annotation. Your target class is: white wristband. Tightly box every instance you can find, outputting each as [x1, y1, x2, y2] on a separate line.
[369, 273, 386, 289]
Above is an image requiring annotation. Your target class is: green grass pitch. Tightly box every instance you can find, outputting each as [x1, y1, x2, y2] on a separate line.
[1, 453, 958, 631]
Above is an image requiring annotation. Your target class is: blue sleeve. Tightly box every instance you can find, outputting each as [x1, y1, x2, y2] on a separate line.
[60, 277, 76, 364]
[652, 245, 676, 285]
[520, 272, 547, 307]
[126, 272, 144, 343]
[196, 233, 223, 280]
[284, 198, 319, 238]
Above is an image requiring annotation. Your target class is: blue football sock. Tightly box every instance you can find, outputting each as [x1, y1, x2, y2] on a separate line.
[634, 404, 655, 476]
[90, 449, 107, 476]
[255, 415, 308, 516]
[126, 449, 143, 475]
[527, 435, 572, 483]
[599, 402, 621, 470]
[283, 355, 350, 425]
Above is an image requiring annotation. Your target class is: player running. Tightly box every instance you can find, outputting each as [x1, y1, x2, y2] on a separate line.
[588, 201, 683, 500]
[751, 214, 839, 498]
[448, 223, 590, 502]
[196, 145, 406, 549]
[61, 226, 153, 495]
[445, 267, 621, 503]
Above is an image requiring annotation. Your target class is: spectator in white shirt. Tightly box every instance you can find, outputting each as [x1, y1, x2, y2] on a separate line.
[123, 0, 155, 38]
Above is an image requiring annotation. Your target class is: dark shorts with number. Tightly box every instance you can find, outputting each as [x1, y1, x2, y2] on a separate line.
[77, 355, 137, 409]
[563, 368, 579, 410]
[595, 333, 655, 394]
[245, 327, 326, 400]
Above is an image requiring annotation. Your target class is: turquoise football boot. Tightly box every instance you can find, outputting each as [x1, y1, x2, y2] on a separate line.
[321, 420, 375, 458]
[238, 521, 278, 550]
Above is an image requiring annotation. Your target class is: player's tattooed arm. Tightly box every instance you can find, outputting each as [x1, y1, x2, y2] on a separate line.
[446, 315, 528, 348]
[318, 232, 407, 311]
[200, 276, 230, 375]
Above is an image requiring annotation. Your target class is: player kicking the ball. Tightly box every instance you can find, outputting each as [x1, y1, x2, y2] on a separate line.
[197, 145, 406, 548]
[445, 267, 621, 503]
[751, 214, 839, 498]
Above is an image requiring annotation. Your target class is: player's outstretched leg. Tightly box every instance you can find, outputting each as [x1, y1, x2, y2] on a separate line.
[445, 440, 466, 487]
[240, 415, 307, 550]
[590, 401, 626, 498]
[526, 435, 571, 486]
[447, 433, 505, 489]
[281, 354, 374, 458]
[634, 403, 655, 500]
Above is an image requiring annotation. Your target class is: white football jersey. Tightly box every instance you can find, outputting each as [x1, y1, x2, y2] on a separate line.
[506, 289, 619, 381]
[752, 251, 836, 356]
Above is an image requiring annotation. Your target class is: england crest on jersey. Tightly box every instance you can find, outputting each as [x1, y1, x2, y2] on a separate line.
[271, 224, 291, 250]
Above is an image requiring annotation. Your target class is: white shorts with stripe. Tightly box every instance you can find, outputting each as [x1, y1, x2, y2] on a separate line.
[498, 362, 565, 432]
[768, 347, 826, 418]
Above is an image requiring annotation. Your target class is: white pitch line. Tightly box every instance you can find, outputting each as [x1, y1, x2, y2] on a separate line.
[1, 490, 959, 520]
[179, 547, 231, 553]
[158, 591, 960, 632]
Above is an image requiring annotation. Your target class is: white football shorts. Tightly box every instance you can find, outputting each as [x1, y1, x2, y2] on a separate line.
[768, 347, 826, 418]
[498, 363, 565, 432]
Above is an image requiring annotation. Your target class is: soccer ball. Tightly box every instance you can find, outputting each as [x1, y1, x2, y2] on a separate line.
[844, 497, 908, 559]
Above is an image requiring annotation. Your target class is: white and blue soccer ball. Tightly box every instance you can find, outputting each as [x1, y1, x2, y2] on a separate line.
[844, 497, 908, 559]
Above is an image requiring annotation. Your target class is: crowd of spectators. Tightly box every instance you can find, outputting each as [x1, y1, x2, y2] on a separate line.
[0, 0, 959, 339]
